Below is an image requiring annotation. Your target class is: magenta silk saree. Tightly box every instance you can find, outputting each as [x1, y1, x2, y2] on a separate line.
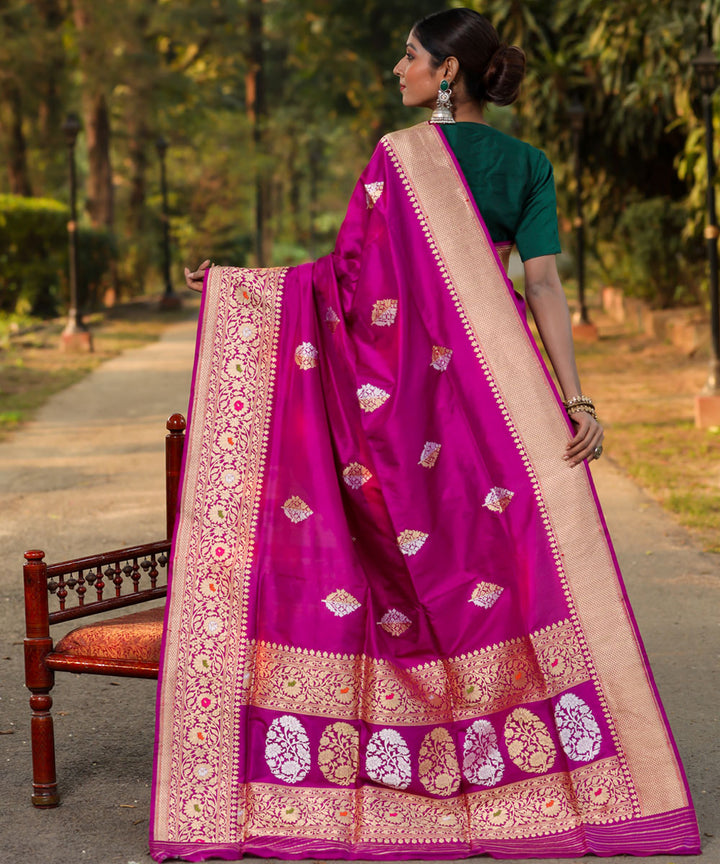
[151, 123, 699, 861]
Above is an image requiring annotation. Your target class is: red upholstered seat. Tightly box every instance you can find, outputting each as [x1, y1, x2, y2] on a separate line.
[54, 606, 165, 665]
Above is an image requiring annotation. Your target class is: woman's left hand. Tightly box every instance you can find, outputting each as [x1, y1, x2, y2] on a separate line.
[184, 259, 211, 293]
[564, 412, 604, 467]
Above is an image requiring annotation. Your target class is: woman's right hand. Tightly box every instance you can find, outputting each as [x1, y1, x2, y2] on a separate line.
[184, 259, 211, 292]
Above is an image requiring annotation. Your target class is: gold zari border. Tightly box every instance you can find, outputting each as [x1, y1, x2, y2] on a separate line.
[244, 757, 632, 845]
[246, 619, 590, 724]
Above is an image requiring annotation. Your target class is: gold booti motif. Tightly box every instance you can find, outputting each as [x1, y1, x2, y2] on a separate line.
[396, 529, 428, 556]
[378, 609, 412, 637]
[419, 441, 441, 468]
[364, 181, 385, 209]
[322, 589, 361, 618]
[483, 487, 514, 513]
[371, 299, 398, 326]
[431, 345, 453, 371]
[357, 384, 390, 413]
[282, 496, 313, 523]
[470, 582, 504, 609]
[342, 462, 373, 490]
[294, 341, 319, 370]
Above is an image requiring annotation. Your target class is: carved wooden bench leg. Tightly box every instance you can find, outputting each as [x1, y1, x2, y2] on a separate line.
[23, 550, 59, 807]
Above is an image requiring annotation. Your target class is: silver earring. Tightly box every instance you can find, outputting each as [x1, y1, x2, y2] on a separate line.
[430, 79, 455, 124]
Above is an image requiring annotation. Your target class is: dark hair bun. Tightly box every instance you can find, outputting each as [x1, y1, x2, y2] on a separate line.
[483, 44, 526, 107]
[413, 9, 526, 109]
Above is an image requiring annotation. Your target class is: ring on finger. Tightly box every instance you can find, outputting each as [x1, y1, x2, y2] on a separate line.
[592, 445, 603, 460]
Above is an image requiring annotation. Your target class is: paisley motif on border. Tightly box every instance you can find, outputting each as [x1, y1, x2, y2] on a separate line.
[504, 708, 557, 774]
[264, 715, 311, 784]
[554, 692, 602, 762]
[463, 719, 505, 787]
[418, 727, 461, 797]
[365, 728, 412, 789]
[318, 722, 360, 786]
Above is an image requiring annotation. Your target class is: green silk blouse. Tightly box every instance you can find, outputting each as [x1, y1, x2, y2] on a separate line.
[442, 122, 562, 262]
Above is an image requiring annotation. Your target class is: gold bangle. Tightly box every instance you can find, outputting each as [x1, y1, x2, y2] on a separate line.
[563, 394, 594, 409]
[567, 403, 597, 420]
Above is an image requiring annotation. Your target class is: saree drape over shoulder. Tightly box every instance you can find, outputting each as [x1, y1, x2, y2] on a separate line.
[151, 123, 699, 861]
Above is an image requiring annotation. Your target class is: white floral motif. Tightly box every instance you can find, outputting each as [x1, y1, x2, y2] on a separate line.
[365, 728, 412, 789]
[462, 719, 505, 787]
[239, 323, 256, 342]
[431, 346, 453, 371]
[204, 616, 223, 637]
[469, 582, 505, 609]
[364, 181, 384, 209]
[221, 469, 240, 489]
[357, 384, 390, 413]
[396, 529, 428, 556]
[264, 715, 311, 784]
[323, 589, 361, 617]
[418, 441, 441, 468]
[282, 496, 313, 523]
[554, 693, 602, 762]
[342, 462, 372, 490]
[483, 487, 514, 513]
[295, 342, 319, 370]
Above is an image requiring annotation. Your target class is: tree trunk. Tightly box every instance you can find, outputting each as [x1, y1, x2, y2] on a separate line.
[72, 0, 114, 231]
[246, 0, 271, 266]
[1, 83, 33, 196]
[83, 91, 114, 229]
[36, 0, 65, 146]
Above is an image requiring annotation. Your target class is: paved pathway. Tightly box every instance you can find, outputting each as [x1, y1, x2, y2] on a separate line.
[0, 319, 716, 863]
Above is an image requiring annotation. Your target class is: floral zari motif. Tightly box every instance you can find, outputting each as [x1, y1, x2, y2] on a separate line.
[244, 756, 633, 843]
[243, 619, 592, 725]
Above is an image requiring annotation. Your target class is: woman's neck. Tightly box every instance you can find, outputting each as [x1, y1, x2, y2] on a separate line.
[453, 102, 486, 123]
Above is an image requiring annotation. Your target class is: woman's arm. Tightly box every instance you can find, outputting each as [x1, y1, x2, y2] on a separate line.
[523, 254, 604, 467]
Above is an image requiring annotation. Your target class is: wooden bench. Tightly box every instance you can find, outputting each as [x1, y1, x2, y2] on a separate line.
[22, 413, 185, 807]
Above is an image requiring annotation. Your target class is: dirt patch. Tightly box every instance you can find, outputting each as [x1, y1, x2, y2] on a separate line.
[570, 315, 720, 552]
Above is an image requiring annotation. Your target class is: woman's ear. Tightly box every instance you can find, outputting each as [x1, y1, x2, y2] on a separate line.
[444, 56, 460, 83]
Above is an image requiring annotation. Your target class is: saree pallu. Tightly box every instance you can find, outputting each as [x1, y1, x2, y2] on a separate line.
[151, 123, 699, 861]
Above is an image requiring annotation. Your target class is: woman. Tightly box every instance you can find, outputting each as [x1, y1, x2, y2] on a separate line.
[152, 9, 699, 860]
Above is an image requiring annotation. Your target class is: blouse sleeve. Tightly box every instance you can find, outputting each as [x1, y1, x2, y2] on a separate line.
[514, 152, 562, 262]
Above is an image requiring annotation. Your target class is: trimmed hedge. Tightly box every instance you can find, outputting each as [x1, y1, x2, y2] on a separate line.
[0, 194, 116, 316]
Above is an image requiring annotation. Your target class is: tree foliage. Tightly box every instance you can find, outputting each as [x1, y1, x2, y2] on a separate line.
[0, 0, 717, 310]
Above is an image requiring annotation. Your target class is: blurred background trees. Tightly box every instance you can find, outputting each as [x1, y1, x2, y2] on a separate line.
[0, 0, 718, 317]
